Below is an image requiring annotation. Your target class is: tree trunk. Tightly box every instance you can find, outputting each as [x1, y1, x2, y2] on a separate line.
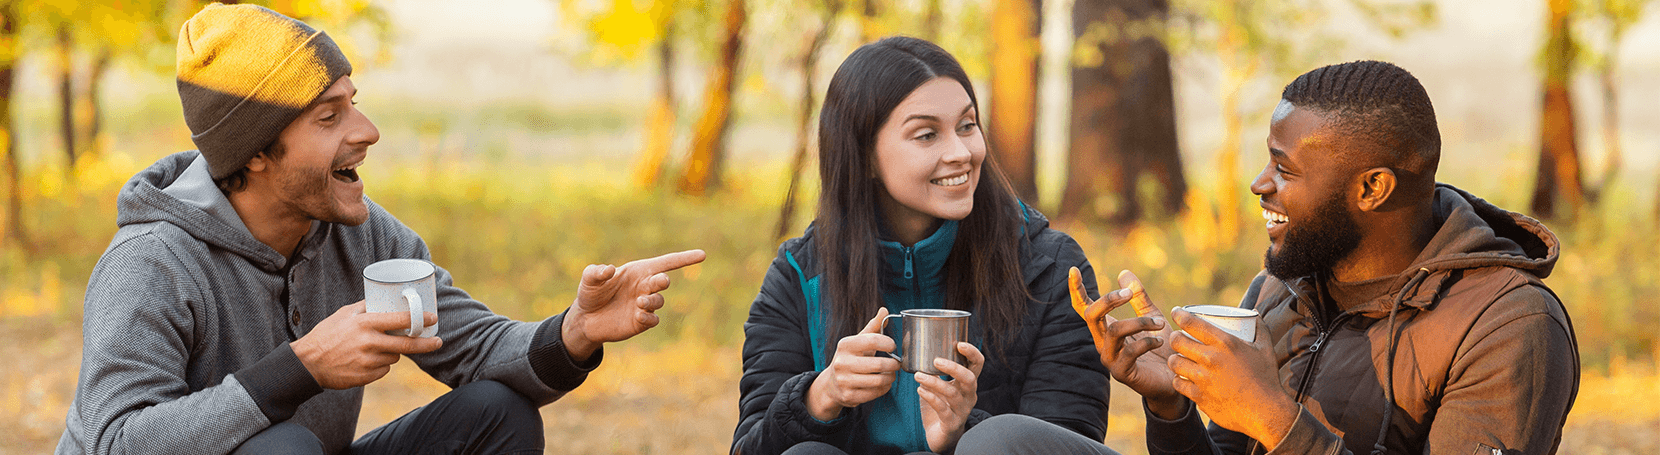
[989, 0, 1042, 205]
[58, 25, 77, 170]
[1062, 0, 1184, 224]
[1590, 52, 1619, 205]
[2, 4, 24, 246]
[776, 0, 839, 240]
[633, 20, 677, 189]
[85, 47, 112, 161]
[1530, 0, 1584, 220]
[922, 0, 943, 41]
[861, 0, 883, 43]
[677, 0, 746, 196]
[1211, 0, 1253, 243]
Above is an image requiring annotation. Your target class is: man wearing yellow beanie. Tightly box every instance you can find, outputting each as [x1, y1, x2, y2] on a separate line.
[57, 4, 706, 454]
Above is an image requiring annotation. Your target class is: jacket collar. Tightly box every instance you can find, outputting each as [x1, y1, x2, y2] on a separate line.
[877, 219, 958, 292]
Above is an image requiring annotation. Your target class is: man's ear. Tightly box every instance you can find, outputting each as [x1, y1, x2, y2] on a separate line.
[1355, 167, 1397, 212]
[245, 152, 272, 173]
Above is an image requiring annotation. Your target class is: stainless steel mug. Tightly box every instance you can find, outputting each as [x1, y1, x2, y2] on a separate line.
[881, 309, 971, 375]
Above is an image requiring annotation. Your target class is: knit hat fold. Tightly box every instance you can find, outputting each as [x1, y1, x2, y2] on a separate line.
[176, 3, 352, 179]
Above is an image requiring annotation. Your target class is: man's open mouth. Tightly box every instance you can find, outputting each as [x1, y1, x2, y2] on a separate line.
[333, 165, 360, 183]
[1263, 209, 1288, 229]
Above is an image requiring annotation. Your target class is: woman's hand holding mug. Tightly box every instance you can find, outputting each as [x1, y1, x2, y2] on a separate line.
[807, 308, 902, 422]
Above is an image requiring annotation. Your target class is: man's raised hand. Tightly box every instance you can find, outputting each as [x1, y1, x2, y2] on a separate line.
[562, 249, 707, 361]
[1071, 268, 1184, 417]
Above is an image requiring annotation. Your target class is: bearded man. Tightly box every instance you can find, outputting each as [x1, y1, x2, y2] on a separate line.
[966, 60, 1579, 455]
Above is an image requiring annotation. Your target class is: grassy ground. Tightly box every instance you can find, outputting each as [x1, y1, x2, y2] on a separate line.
[0, 150, 1657, 454]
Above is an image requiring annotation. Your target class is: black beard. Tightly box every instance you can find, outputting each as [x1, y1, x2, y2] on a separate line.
[1264, 191, 1362, 280]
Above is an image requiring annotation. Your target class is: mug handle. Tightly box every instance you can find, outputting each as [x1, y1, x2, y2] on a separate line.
[879, 313, 903, 362]
[401, 288, 424, 338]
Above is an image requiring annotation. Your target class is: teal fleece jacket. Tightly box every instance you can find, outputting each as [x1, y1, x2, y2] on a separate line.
[733, 205, 1112, 454]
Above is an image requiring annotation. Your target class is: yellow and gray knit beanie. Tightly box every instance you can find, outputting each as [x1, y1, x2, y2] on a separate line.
[176, 3, 352, 179]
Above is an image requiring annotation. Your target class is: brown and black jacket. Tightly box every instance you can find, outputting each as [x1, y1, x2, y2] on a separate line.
[1146, 184, 1579, 455]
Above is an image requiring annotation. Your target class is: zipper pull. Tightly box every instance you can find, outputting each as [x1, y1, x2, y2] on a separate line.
[903, 247, 914, 279]
[1309, 332, 1328, 353]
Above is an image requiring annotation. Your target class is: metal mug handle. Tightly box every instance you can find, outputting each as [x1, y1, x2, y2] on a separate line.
[879, 313, 904, 363]
[401, 288, 424, 337]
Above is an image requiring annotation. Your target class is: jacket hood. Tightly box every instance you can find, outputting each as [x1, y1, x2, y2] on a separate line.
[116, 150, 290, 271]
[1413, 184, 1557, 277]
[1016, 202, 1058, 286]
[1350, 183, 1560, 313]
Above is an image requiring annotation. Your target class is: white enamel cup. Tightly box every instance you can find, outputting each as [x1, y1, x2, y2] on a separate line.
[1176, 305, 1257, 343]
[363, 259, 439, 338]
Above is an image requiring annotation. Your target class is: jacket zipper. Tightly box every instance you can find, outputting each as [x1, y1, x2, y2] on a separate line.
[1292, 313, 1352, 403]
[1260, 307, 1351, 455]
[903, 246, 922, 307]
[1288, 281, 1354, 403]
[902, 246, 915, 280]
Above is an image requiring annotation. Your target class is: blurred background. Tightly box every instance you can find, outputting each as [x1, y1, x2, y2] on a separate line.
[0, 0, 1656, 453]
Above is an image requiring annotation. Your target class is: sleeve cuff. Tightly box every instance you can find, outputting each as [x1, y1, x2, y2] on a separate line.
[1263, 405, 1342, 455]
[235, 342, 324, 423]
[527, 311, 603, 392]
[1144, 397, 1211, 455]
[773, 371, 858, 438]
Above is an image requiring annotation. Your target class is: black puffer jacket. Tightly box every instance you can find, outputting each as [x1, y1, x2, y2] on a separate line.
[732, 207, 1111, 454]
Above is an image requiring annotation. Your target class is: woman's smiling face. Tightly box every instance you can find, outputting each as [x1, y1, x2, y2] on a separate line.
[871, 77, 985, 242]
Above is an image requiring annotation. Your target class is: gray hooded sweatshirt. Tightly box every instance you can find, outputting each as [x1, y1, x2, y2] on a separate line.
[58, 151, 599, 455]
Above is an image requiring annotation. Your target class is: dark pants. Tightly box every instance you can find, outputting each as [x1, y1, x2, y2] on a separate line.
[781, 414, 1121, 455]
[955, 414, 1121, 455]
[781, 441, 933, 455]
[232, 380, 543, 455]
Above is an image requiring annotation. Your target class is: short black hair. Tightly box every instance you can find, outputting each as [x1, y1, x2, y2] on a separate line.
[213, 140, 286, 194]
[1280, 60, 1439, 178]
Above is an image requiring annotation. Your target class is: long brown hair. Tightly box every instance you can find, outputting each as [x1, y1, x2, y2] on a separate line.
[814, 36, 1028, 358]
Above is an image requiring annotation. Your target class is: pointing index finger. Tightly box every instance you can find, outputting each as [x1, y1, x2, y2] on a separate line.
[637, 249, 707, 275]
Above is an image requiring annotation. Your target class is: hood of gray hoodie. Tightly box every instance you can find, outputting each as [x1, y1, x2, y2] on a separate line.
[118, 150, 312, 272]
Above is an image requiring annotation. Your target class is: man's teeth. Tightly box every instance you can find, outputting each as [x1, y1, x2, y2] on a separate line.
[1261, 209, 1288, 228]
[931, 174, 969, 186]
[333, 165, 360, 183]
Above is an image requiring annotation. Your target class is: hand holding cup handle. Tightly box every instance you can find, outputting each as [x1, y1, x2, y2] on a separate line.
[806, 308, 903, 421]
[364, 259, 440, 338]
[879, 313, 903, 361]
[880, 309, 971, 375]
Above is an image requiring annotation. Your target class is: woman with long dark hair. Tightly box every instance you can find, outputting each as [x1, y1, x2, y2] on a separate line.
[732, 36, 1115, 455]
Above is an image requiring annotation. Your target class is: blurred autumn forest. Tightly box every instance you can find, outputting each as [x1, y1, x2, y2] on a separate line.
[1, 0, 1658, 453]
[0, 0, 1650, 240]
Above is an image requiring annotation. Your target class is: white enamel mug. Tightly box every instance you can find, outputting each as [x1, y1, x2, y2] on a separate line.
[1175, 305, 1257, 343]
[363, 259, 439, 338]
